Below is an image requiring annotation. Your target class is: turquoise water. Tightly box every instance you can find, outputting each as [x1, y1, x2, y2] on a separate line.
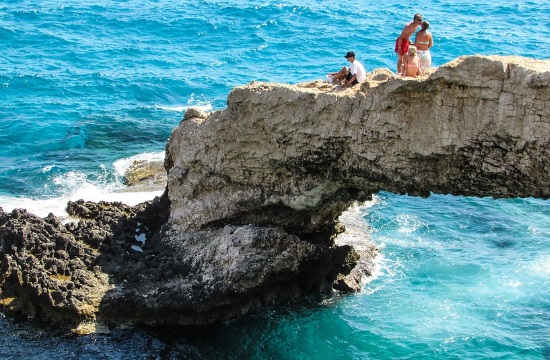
[1, 1, 549, 358]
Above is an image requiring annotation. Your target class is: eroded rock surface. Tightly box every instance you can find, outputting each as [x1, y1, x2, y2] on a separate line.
[0, 197, 169, 332]
[1, 55, 549, 331]
[166, 55, 550, 237]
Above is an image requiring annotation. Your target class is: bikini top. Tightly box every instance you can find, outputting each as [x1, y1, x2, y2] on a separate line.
[417, 40, 430, 45]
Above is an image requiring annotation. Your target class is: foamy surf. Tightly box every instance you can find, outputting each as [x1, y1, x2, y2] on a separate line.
[0, 188, 163, 220]
[2, 151, 166, 220]
[154, 103, 213, 113]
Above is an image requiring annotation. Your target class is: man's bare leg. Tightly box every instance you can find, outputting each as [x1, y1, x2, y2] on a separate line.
[329, 67, 349, 84]
[397, 54, 403, 73]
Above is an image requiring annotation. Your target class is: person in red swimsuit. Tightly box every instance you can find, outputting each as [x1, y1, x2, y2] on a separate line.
[395, 13, 423, 73]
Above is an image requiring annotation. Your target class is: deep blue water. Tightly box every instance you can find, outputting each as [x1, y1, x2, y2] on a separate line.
[1, 1, 549, 358]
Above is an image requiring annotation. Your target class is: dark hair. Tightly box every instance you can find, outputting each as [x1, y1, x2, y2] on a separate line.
[422, 20, 430, 30]
[414, 13, 423, 21]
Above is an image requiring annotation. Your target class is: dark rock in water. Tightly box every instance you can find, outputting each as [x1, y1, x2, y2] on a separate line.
[0, 195, 170, 333]
[0, 208, 110, 329]
[99, 222, 361, 326]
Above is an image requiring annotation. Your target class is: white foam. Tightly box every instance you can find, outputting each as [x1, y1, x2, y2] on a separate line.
[0, 196, 71, 219]
[154, 103, 213, 113]
[0, 189, 163, 220]
[1, 152, 165, 220]
[337, 200, 377, 251]
[42, 164, 58, 173]
[337, 201, 382, 288]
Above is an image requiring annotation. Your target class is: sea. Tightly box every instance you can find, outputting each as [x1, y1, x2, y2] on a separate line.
[1, 0, 549, 359]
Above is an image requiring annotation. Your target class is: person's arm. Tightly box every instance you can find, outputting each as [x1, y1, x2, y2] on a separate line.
[401, 57, 407, 76]
[344, 74, 357, 87]
[428, 33, 433, 49]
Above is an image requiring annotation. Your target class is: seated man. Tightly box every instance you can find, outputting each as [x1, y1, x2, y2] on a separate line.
[327, 51, 367, 88]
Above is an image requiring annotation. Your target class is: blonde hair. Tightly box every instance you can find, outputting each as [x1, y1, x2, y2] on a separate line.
[409, 46, 418, 56]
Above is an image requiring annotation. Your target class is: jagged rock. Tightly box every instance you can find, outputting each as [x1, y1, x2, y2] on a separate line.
[0, 208, 111, 329]
[183, 107, 209, 124]
[99, 223, 354, 325]
[0, 197, 170, 332]
[1, 55, 549, 331]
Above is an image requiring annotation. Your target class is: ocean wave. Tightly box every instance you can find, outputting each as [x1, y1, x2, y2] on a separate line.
[1, 151, 166, 219]
[0, 188, 163, 220]
[154, 103, 213, 113]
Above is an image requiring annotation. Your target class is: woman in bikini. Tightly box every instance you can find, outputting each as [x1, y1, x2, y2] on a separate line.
[401, 45, 422, 77]
[414, 20, 433, 71]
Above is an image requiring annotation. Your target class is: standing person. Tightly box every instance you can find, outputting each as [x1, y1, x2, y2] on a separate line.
[414, 20, 433, 71]
[401, 46, 422, 77]
[327, 51, 367, 88]
[395, 13, 423, 73]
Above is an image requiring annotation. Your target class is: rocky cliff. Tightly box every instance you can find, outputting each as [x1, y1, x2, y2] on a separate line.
[1, 55, 549, 332]
[166, 55, 550, 235]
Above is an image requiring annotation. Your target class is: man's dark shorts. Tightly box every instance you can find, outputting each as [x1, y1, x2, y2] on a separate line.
[346, 71, 359, 85]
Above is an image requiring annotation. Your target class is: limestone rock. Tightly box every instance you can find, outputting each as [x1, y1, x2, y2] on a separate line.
[183, 107, 209, 124]
[165, 55, 550, 237]
[124, 159, 166, 188]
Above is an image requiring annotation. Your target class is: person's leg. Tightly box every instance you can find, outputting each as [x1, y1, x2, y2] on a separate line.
[395, 37, 402, 73]
[396, 38, 409, 73]
[397, 54, 403, 73]
[330, 66, 349, 82]
[424, 50, 431, 70]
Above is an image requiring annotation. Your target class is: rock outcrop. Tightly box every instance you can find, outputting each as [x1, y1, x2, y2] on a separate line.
[1, 55, 549, 331]
[166, 55, 550, 235]
[0, 198, 170, 333]
[124, 160, 166, 188]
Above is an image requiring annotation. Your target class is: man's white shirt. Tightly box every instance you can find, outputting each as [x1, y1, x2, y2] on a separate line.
[350, 60, 367, 82]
